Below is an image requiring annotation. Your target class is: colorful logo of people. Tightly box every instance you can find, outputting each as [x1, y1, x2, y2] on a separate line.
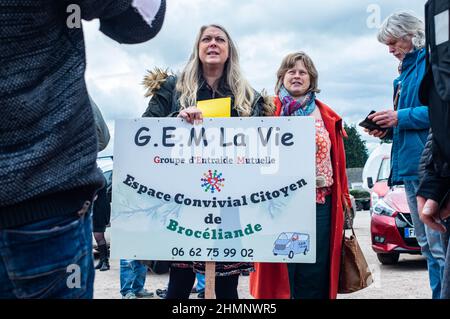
[201, 170, 225, 193]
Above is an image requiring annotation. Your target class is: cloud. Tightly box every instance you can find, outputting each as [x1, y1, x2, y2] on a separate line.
[83, 0, 427, 156]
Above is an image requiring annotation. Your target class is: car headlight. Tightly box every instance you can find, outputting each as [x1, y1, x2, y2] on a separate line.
[372, 199, 396, 217]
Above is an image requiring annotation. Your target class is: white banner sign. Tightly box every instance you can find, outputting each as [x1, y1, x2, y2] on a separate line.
[111, 117, 316, 263]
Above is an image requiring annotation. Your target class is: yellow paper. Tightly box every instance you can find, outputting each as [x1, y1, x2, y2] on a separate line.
[197, 97, 231, 118]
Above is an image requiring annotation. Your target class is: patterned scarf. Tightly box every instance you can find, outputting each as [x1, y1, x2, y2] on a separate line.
[279, 85, 316, 117]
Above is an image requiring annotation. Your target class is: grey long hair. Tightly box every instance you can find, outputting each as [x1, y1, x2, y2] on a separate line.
[377, 11, 425, 49]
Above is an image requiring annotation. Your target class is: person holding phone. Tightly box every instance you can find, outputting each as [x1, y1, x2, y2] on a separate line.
[365, 11, 445, 299]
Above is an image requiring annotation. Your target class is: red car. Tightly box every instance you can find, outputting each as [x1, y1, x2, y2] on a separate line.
[370, 186, 420, 264]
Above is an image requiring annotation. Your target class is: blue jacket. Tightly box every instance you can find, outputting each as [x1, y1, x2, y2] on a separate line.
[390, 48, 430, 184]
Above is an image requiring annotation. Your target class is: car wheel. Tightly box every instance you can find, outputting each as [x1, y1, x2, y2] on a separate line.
[273, 253, 277, 256]
[288, 251, 294, 259]
[377, 252, 400, 265]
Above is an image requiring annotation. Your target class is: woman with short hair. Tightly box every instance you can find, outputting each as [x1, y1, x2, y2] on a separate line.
[250, 52, 351, 299]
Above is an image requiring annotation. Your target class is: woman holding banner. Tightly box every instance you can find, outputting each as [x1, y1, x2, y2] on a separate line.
[250, 52, 351, 299]
[142, 24, 274, 299]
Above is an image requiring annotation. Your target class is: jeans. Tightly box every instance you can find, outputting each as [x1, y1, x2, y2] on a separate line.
[404, 180, 446, 299]
[0, 213, 94, 299]
[195, 273, 205, 292]
[287, 195, 331, 299]
[120, 259, 147, 296]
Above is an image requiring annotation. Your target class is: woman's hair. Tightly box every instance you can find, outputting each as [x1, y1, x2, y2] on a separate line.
[377, 11, 425, 49]
[275, 52, 320, 95]
[176, 24, 255, 116]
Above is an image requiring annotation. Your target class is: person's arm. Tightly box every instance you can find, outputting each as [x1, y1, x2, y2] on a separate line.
[89, 96, 110, 152]
[417, 177, 450, 233]
[417, 169, 450, 204]
[418, 130, 433, 179]
[417, 133, 450, 232]
[417, 131, 447, 202]
[397, 105, 430, 130]
[370, 107, 429, 131]
[142, 75, 176, 118]
[142, 73, 201, 121]
[397, 54, 430, 130]
[252, 91, 276, 117]
[71, 0, 166, 44]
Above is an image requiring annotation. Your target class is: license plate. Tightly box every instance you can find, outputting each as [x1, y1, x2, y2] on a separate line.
[404, 228, 416, 238]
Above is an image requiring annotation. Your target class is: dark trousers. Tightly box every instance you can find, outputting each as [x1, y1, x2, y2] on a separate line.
[166, 267, 239, 299]
[92, 175, 111, 233]
[442, 220, 450, 299]
[287, 195, 331, 299]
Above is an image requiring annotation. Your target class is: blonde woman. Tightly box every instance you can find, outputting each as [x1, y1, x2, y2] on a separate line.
[143, 24, 272, 120]
[142, 24, 273, 299]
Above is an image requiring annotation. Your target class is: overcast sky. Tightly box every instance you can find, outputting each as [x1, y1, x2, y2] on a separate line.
[84, 0, 427, 157]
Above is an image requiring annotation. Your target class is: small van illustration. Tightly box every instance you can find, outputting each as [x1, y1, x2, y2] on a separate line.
[273, 232, 310, 259]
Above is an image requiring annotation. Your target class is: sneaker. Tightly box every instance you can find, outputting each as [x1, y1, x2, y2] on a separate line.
[123, 292, 137, 299]
[135, 289, 154, 298]
[197, 291, 205, 299]
[156, 288, 167, 299]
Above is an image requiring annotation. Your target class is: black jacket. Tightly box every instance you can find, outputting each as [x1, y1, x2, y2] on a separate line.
[142, 73, 273, 118]
[0, 0, 166, 228]
[417, 0, 450, 202]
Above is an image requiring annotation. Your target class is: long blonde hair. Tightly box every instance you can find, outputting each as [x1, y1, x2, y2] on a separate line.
[176, 24, 255, 116]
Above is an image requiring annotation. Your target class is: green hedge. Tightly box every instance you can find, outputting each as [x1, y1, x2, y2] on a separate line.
[350, 189, 370, 199]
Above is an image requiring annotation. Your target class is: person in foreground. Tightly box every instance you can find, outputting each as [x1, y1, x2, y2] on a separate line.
[0, 0, 166, 299]
[417, 0, 450, 299]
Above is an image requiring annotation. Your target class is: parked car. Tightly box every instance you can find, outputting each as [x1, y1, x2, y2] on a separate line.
[363, 144, 420, 264]
[273, 232, 310, 259]
[370, 186, 420, 264]
[367, 155, 391, 214]
[362, 143, 391, 213]
[349, 189, 371, 211]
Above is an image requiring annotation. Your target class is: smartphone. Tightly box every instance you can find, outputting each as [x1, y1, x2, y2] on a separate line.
[358, 110, 386, 132]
